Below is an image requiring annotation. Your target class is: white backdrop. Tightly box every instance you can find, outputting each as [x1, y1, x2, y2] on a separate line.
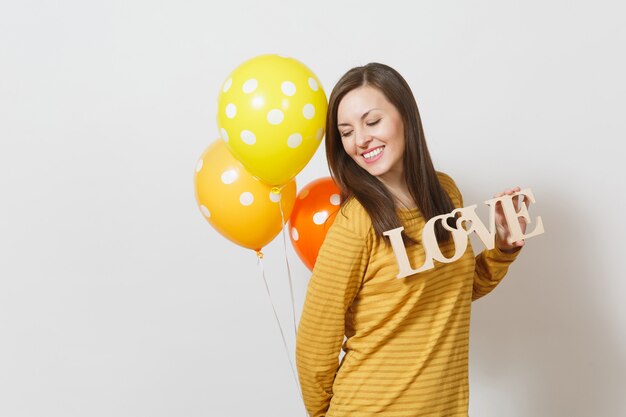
[1, 1, 625, 416]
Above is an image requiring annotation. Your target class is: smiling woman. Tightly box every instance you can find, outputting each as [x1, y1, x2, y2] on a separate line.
[325, 63, 458, 244]
[295, 63, 526, 417]
[337, 85, 406, 188]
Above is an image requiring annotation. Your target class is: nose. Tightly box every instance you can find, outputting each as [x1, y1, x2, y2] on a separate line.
[355, 130, 372, 148]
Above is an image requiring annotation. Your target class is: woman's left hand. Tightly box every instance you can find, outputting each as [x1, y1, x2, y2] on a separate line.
[493, 186, 529, 253]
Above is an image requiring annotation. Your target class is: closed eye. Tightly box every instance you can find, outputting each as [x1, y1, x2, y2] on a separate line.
[366, 119, 381, 126]
[340, 130, 353, 138]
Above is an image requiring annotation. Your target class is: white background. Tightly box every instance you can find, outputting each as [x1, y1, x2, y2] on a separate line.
[1, 1, 625, 416]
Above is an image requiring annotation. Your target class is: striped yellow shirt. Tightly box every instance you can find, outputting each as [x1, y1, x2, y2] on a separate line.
[295, 172, 522, 417]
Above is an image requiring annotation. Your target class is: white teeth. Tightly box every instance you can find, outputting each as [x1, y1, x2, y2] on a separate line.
[363, 147, 383, 159]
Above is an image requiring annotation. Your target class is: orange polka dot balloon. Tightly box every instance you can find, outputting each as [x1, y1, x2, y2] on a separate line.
[217, 54, 327, 186]
[194, 139, 296, 251]
[289, 177, 341, 270]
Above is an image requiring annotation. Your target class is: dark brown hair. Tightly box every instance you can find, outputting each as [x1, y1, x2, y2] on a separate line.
[326, 62, 455, 245]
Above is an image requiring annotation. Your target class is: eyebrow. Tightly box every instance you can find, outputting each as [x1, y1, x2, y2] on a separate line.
[337, 108, 381, 127]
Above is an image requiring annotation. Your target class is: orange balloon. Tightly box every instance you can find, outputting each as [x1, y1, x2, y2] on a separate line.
[194, 140, 296, 251]
[289, 177, 341, 270]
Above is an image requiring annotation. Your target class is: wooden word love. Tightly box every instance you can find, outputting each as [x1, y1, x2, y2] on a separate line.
[383, 188, 545, 279]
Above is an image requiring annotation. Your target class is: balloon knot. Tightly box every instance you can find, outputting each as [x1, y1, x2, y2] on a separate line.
[255, 250, 264, 259]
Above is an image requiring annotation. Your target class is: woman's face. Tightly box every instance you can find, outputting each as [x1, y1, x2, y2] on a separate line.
[337, 85, 405, 185]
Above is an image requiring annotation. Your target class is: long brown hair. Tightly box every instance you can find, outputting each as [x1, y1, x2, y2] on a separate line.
[326, 62, 455, 245]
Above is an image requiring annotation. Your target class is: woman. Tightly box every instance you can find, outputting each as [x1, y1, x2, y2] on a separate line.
[295, 63, 526, 417]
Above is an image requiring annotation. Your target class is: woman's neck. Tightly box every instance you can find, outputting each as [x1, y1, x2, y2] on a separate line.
[377, 174, 417, 210]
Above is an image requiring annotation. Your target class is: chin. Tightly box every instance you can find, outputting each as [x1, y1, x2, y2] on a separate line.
[356, 159, 392, 178]
[365, 167, 390, 178]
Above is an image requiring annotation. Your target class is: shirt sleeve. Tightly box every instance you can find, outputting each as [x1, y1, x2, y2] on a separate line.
[435, 171, 522, 302]
[295, 218, 371, 417]
[472, 244, 521, 300]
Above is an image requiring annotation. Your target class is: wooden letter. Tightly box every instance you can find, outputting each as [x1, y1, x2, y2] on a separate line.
[424, 212, 468, 264]
[490, 188, 545, 244]
[383, 227, 434, 279]
[384, 188, 545, 278]
[451, 204, 497, 250]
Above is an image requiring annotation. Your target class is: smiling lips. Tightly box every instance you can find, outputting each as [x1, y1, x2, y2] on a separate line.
[362, 146, 385, 163]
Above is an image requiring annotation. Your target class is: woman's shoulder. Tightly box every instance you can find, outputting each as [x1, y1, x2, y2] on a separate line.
[435, 170, 464, 207]
[435, 170, 456, 190]
[331, 196, 374, 238]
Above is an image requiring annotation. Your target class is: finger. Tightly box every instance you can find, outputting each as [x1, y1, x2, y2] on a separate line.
[505, 188, 516, 196]
[494, 200, 505, 216]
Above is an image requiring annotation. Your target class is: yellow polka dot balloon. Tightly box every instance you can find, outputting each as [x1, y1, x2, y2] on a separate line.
[217, 54, 327, 186]
[194, 139, 296, 251]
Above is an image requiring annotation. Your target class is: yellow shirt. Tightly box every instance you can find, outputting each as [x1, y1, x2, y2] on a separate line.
[295, 172, 522, 417]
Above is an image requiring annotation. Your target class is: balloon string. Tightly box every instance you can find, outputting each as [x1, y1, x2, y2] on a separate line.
[278, 195, 298, 339]
[255, 252, 306, 408]
[277, 194, 309, 415]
